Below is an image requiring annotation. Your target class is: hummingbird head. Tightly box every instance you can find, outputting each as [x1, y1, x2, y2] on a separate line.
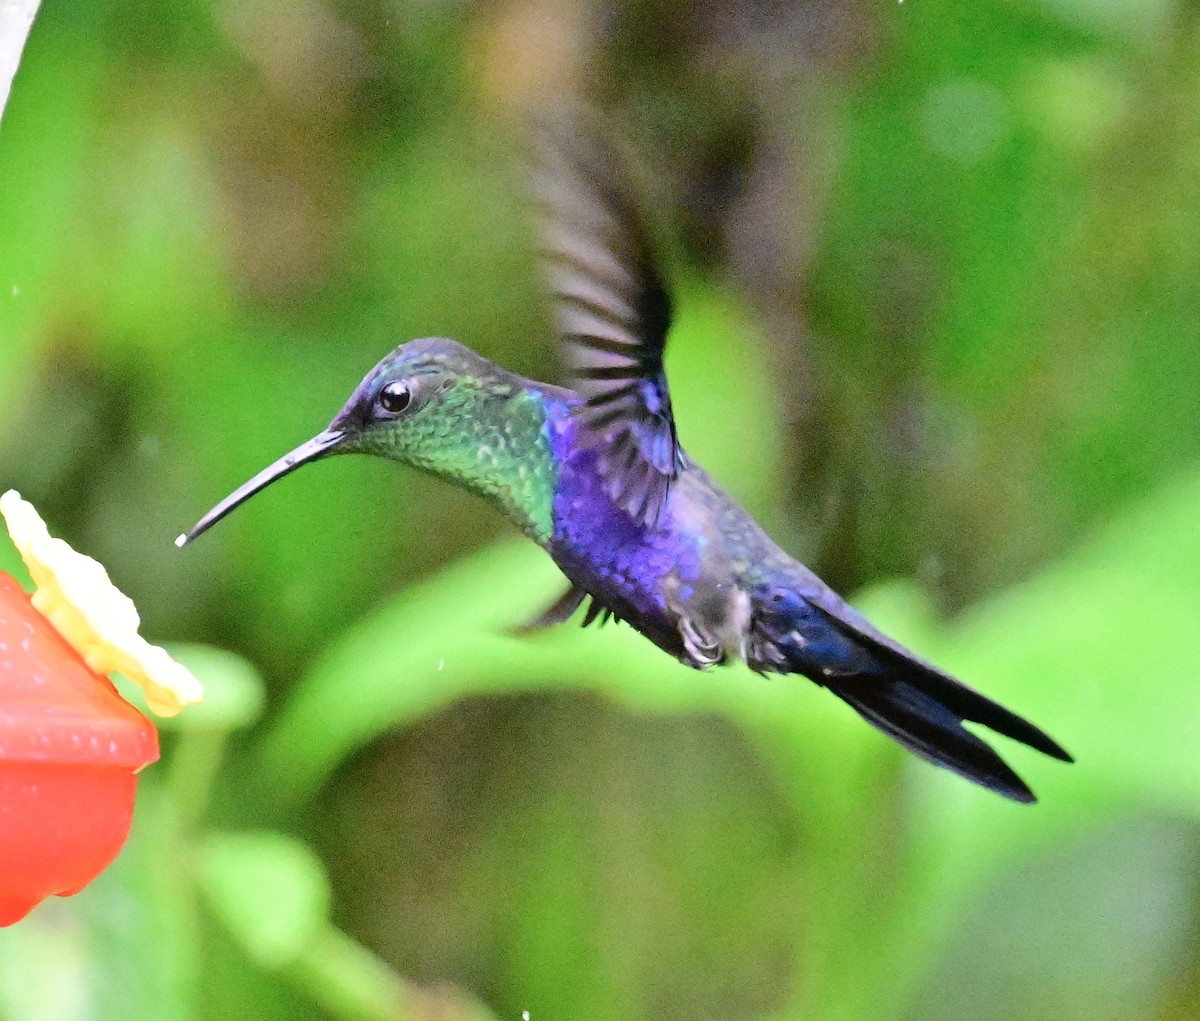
[180, 338, 533, 544]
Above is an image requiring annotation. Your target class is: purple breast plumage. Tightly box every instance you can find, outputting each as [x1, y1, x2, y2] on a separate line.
[542, 396, 707, 655]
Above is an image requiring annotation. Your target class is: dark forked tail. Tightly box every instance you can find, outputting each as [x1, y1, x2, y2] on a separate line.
[824, 666, 1071, 803]
[751, 586, 1073, 802]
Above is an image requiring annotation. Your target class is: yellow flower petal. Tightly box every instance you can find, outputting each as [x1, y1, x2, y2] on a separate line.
[0, 489, 204, 716]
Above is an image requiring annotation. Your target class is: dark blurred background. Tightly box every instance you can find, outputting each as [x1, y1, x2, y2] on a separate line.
[1, 1, 1199, 1020]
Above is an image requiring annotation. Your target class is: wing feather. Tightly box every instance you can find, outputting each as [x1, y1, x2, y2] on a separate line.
[536, 118, 684, 527]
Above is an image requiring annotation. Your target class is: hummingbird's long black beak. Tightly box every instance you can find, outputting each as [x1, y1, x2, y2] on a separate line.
[177, 429, 346, 546]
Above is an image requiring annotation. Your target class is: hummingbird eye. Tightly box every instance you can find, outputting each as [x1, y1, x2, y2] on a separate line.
[376, 380, 412, 416]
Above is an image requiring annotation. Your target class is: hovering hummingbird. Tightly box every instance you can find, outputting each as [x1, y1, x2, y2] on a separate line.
[181, 125, 1070, 802]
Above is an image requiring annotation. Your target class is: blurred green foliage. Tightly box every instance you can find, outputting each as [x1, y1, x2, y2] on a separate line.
[1, 1, 1199, 1020]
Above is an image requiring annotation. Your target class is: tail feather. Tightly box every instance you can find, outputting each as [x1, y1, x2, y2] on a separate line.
[751, 587, 1072, 802]
[898, 663, 1072, 763]
[827, 676, 1043, 802]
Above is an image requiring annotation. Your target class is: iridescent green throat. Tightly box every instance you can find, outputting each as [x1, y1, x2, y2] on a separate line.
[359, 381, 559, 543]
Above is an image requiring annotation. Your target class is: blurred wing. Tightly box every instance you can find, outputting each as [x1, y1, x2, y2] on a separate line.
[536, 121, 684, 527]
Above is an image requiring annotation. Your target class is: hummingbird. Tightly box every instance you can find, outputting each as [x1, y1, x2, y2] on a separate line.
[181, 125, 1071, 802]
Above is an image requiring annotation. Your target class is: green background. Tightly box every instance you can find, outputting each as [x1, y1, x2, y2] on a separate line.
[2, 1, 1199, 1019]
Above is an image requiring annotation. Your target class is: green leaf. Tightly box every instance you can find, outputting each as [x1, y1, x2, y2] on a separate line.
[153, 644, 266, 733]
[199, 832, 330, 969]
[199, 832, 497, 1021]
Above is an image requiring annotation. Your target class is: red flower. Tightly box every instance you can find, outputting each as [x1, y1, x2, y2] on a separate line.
[0, 571, 159, 925]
